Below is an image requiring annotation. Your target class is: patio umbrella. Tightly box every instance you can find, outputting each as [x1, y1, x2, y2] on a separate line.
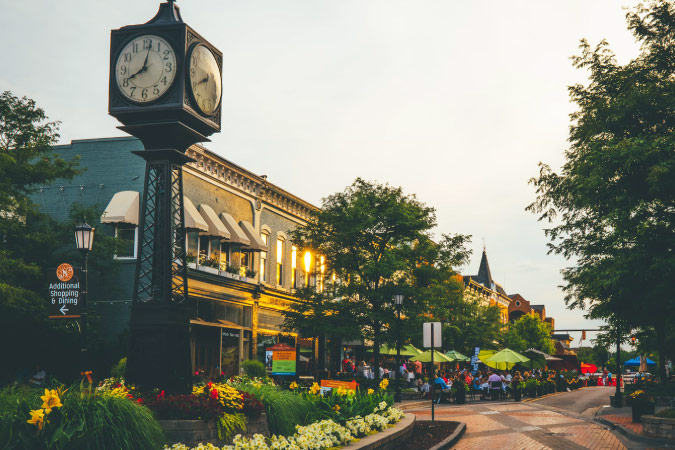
[483, 348, 530, 370]
[523, 348, 560, 370]
[478, 349, 497, 362]
[410, 349, 453, 363]
[367, 344, 422, 356]
[444, 350, 470, 362]
[580, 362, 598, 374]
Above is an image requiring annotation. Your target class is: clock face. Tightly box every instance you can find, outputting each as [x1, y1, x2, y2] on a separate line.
[188, 44, 222, 116]
[115, 34, 177, 103]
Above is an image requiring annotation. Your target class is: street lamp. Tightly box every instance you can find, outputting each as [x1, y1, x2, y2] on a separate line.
[74, 222, 94, 380]
[393, 294, 404, 403]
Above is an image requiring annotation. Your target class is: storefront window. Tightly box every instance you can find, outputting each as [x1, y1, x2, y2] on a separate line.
[221, 329, 240, 378]
[276, 238, 284, 285]
[187, 231, 199, 263]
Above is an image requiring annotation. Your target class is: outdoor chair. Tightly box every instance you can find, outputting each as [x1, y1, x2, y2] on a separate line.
[489, 381, 502, 400]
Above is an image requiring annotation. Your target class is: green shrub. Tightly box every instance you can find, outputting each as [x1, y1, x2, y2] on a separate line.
[241, 360, 267, 378]
[655, 408, 675, 419]
[110, 357, 126, 379]
[0, 383, 165, 450]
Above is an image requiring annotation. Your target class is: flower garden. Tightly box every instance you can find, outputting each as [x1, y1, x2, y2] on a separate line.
[0, 374, 404, 450]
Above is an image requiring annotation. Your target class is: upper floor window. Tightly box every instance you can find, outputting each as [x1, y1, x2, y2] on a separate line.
[291, 246, 297, 288]
[260, 233, 269, 282]
[114, 224, 137, 259]
[276, 238, 284, 285]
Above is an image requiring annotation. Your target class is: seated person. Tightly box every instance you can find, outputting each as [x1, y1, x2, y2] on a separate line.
[434, 373, 451, 403]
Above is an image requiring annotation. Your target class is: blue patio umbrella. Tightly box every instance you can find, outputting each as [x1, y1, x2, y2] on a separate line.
[624, 357, 656, 366]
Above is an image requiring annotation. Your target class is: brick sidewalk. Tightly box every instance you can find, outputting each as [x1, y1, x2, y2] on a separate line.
[405, 402, 625, 449]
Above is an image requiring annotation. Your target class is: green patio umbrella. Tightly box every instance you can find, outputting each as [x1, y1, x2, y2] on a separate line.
[444, 350, 470, 362]
[483, 348, 530, 370]
[410, 350, 453, 363]
[478, 349, 497, 362]
[367, 344, 423, 356]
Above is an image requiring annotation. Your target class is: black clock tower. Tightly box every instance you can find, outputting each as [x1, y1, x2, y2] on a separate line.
[109, 0, 222, 393]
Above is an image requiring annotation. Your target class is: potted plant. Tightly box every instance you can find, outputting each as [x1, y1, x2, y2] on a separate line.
[628, 390, 655, 422]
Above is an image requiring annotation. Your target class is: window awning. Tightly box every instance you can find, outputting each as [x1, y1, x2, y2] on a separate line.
[184, 197, 208, 232]
[198, 204, 230, 239]
[219, 213, 250, 246]
[101, 191, 139, 225]
[239, 220, 267, 251]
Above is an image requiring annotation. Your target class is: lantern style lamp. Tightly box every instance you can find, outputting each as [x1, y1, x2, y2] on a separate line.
[74, 222, 95, 252]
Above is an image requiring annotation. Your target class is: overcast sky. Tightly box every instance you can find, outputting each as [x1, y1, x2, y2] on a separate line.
[1, 0, 643, 345]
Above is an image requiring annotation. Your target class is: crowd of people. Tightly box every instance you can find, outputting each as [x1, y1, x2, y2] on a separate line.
[341, 356, 585, 404]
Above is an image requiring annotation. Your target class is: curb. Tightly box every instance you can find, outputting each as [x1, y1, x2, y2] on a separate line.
[593, 412, 675, 448]
[523, 387, 586, 403]
[342, 413, 416, 450]
[428, 422, 466, 450]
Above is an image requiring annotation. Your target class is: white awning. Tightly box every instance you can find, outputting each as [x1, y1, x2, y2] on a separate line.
[219, 213, 250, 246]
[184, 197, 208, 232]
[101, 191, 139, 225]
[239, 220, 267, 251]
[198, 204, 231, 239]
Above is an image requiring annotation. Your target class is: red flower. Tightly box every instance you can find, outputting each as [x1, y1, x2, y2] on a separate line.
[137, 398, 143, 404]
[210, 389, 218, 399]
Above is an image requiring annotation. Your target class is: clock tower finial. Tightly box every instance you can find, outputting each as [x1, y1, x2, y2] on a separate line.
[146, 0, 182, 24]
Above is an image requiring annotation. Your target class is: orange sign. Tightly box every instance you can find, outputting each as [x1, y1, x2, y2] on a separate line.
[273, 351, 295, 361]
[56, 263, 74, 282]
[320, 379, 357, 391]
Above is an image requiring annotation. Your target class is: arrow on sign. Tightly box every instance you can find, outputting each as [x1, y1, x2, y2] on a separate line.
[60, 305, 69, 315]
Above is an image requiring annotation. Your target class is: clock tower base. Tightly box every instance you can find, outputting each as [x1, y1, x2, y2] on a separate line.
[125, 148, 194, 393]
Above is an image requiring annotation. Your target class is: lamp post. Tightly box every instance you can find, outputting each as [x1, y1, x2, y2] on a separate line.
[393, 294, 404, 403]
[74, 222, 94, 379]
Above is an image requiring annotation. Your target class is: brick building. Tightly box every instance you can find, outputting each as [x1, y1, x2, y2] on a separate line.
[36, 137, 321, 378]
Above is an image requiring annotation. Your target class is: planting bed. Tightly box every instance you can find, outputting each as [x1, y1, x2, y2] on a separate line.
[402, 420, 459, 450]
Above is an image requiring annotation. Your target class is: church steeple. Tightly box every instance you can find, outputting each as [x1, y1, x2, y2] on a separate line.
[476, 249, 494, 290]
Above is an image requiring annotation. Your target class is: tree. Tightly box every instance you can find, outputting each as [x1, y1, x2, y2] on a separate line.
[502, 314, 554, 354]
[288, 178, 471, 376]
[527, 1, 675, 381]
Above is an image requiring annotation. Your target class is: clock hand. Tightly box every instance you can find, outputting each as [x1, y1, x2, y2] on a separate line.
[142, 47, 151, 70]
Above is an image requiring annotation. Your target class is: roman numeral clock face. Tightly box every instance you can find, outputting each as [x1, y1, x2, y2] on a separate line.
[188, 44, 222, 116]
[115, 34, 177, 103]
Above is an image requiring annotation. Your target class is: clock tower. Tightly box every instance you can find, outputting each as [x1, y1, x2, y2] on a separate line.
[109, 0, 222, 393]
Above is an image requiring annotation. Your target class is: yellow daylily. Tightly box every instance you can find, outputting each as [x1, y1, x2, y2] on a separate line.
[367, 388, 374, 395]
[333, 404, 340, 411]
[379, 378, 389, 390]
[289, 381, 299, 390]
[40, 389, 63, 414]
[27, 409, 45, 430]
[309, 382, 321, 395]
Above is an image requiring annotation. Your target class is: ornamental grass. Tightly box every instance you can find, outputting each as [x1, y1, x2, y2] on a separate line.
[0, 382, 165, 450]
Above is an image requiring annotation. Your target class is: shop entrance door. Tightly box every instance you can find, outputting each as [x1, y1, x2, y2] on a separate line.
[221, 329, 240, 377]
[192, 325, 220, 379]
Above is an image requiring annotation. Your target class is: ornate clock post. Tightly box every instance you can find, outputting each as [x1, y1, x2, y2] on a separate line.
[109, 0, 222, 393]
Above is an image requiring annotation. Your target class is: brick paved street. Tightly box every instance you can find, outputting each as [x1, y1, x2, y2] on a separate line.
[404, 400, 626, 449]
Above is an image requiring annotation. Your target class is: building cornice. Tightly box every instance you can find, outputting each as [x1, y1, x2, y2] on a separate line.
[185, 145, 319, 222]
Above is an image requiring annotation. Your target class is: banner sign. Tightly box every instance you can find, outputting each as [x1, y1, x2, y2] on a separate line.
[471, 347, 480, 373]
[48, 263, 83, 319]
[321, 379, 357, 391]
[266, 347, 296, 375]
